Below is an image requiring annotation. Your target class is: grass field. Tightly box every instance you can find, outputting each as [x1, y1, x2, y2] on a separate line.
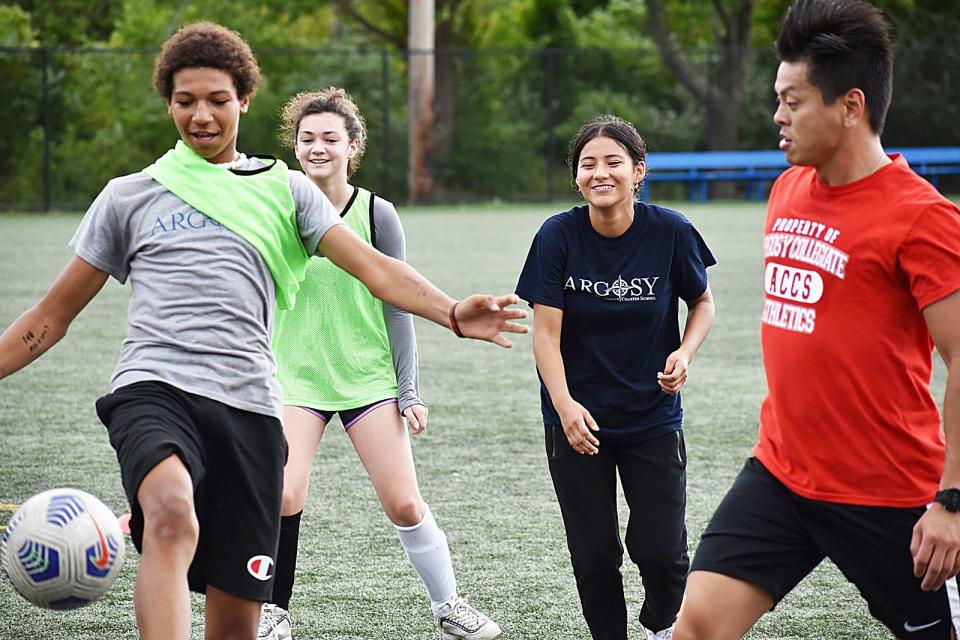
[0, 202, 950, 639]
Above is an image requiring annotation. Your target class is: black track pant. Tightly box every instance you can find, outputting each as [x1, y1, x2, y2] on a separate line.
[546, 424, 689, 639]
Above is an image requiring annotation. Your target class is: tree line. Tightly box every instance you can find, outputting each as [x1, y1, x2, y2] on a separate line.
[1, 0, 958, 207]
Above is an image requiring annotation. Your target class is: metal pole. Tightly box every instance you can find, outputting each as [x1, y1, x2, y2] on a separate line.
[381, 47, 390, 197]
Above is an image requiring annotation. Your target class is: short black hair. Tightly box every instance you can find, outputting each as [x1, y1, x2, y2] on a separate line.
[568, 114, 647, 198]
[776, 0, 893, 134]
[153, 22, 260, 101]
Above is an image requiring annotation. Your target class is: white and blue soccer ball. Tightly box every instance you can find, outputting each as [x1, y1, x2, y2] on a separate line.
[2, 488, 125, 609]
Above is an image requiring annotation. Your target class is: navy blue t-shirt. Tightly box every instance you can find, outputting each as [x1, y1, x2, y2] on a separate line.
[516, 201, 716, 441]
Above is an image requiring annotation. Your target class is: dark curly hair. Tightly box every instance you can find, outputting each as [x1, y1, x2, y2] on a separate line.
[279, 87, 367, 177]
[153, 21, 261, 101]
[777, 0, 893, 134]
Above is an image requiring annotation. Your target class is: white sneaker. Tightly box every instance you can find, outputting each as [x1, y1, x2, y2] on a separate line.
[257, 603, 292, 640]
[436, 596, 501, 640]
[645, 624, 674, 640]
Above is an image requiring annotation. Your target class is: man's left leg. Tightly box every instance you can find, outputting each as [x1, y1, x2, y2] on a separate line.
[809, 501, 959, 640]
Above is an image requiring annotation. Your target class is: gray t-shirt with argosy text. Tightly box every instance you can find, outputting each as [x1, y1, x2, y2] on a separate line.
[69, 159, 341, 418]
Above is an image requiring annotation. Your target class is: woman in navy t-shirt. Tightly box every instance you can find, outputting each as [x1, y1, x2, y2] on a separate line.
[516, 115, 716, 640]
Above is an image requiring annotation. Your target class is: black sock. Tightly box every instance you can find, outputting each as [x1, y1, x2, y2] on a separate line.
[272, 510, 302, 610]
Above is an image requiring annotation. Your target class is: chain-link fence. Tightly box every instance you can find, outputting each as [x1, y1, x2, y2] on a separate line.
[1, 44, 958, 210]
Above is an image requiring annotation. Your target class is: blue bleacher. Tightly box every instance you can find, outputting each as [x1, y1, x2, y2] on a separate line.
[641, 147, 960, 201]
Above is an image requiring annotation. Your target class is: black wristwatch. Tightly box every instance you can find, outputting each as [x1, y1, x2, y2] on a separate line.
[934, 488, 960, 512]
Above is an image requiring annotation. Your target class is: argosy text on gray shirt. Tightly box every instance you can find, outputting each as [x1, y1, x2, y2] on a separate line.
[69, 159, 341, 418]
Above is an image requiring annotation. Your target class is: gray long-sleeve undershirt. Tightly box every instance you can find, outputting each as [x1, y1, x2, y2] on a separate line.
[371, 196, 422, 413]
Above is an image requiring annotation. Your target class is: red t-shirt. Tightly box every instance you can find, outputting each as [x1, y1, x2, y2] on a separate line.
[754, 155, 960, 507]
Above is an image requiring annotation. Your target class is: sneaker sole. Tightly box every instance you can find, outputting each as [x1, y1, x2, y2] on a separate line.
[440, 628, 501, 640]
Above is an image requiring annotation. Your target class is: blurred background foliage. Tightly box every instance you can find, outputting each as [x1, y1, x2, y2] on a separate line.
[1, 0, 958, 207]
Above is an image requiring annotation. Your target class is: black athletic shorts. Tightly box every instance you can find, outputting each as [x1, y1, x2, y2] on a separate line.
[691, 457, 959, 639]
[301, 397, 398, 430]
[96, 380, 287, 601]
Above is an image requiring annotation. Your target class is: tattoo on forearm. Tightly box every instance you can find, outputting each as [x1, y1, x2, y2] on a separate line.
[21, 325, 50, 353]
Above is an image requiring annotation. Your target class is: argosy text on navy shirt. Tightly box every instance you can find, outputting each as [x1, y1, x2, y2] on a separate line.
[516, 201, 716, 441]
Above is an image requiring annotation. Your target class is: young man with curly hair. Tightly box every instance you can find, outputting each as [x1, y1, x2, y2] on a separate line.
[675, 1, 960, 638]
[0, 22, 525, 640]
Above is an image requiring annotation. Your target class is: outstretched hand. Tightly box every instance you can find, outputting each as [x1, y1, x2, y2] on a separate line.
[452, 294, 529, 348]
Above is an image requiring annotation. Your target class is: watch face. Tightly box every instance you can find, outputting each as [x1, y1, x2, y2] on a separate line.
[938, 489, 960, 511]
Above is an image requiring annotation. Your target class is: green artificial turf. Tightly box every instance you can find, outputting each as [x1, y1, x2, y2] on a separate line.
[0, 202, 948, 638]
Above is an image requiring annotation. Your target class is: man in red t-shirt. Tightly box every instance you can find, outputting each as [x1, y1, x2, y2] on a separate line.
[675, 1, 960, 639]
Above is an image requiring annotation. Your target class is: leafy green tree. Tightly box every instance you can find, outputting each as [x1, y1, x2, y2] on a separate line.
[0, 4, 41, 205]
[0, 3, 34, 45]
[6, 0, 122, 45]
[1, 0, 957, 207]
[642, 0, 784, 151]
[875, 0, 960, 148]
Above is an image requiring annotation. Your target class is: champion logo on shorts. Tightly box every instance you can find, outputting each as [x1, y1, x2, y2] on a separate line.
[246, 555, 275, 581]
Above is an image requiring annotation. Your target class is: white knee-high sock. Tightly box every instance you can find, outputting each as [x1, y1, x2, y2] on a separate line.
[395, 507, 457, 614]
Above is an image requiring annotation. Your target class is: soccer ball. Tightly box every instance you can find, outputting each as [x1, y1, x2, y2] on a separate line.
[2, 488, 125, 609]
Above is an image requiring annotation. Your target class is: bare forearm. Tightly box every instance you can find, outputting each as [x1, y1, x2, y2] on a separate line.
[0, 306, 68, 380]
[533, 332, 573, 405]
[924, 292, 960, 490]
[940, 361, 960, 489]
[364, 254, 455, 328]
[0, 256, 107, 380]
[320, 226, 455, 329]
[679, 297, 716, 362]
[321, 225, 525, 346]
